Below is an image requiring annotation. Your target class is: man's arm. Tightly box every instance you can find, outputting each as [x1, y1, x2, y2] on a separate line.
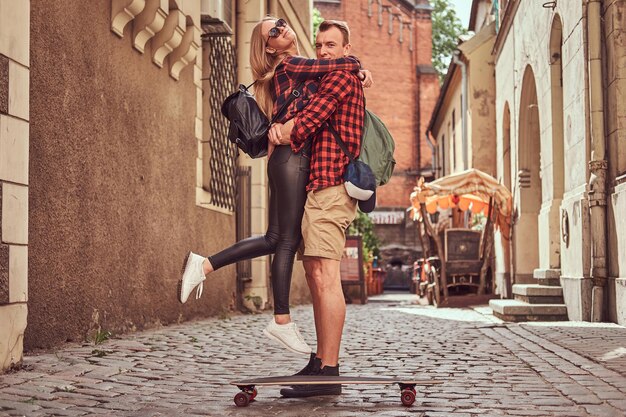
[284, 56, 360, 81]
[289, 71, 358, 152]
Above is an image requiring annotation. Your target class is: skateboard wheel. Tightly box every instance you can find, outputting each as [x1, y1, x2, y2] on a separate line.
[234, 392, 250, 407]
[401, 389, 416, 406]
[249, 388, 258, 400]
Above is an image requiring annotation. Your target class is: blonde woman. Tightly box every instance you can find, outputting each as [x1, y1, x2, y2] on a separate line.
[179, 16, 369, 356]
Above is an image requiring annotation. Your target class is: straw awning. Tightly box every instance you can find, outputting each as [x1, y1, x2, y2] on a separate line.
[409, 168, 513, 236]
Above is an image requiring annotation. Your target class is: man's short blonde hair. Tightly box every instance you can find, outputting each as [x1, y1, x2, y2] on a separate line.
[318, 20, 351, 46]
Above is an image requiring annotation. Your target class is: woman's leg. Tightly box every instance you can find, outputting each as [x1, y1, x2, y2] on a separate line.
[267, 146, 310, 318]
[262, 146, 311, 354]
[180, 172, 280, 304]
[204, 193, 280, 272]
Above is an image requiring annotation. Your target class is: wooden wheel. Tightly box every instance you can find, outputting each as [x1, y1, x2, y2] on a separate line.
[401, 388, 416, 406]
[430, 270, 441, 307]
[234, 392, 250, 407]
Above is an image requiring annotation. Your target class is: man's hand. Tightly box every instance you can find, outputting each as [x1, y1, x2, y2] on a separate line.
[268, 120, 295, 146]
[359, 69, 373, 88]
[268, 123, 283, 146]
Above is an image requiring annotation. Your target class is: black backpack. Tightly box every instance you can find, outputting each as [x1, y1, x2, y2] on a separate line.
[221, 82, 304, 159]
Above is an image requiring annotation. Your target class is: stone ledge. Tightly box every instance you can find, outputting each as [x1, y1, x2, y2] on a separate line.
[534, 268, 561, 279]
[490, 299, 568, 316]
[513, 284, 563, 297]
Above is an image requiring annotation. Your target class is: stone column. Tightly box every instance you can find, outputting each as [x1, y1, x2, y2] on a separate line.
[0, 0, 30, 372]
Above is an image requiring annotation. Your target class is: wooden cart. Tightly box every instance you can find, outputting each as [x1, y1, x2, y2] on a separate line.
[409, 169, 512, 307]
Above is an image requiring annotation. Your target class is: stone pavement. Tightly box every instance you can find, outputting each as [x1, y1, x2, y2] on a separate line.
[1, 299, 625, 417]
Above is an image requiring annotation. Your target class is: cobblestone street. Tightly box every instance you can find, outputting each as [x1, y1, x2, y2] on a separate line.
[1, 298, 625, 417]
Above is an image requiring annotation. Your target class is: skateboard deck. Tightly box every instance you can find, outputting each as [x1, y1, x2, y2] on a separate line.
[229, 375, 443, 407]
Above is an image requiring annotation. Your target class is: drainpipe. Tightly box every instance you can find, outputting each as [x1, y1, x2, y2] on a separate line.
[425, 130, 438, 178]
[452, 50, 468, 170]
[586, 0, 608, 322]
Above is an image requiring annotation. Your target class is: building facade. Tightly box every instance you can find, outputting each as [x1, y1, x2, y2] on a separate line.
[428, 3, 497, 179]
[314, 0, 439, 269]
[0, 0, 314, 371]
[491, 0, 625, 324]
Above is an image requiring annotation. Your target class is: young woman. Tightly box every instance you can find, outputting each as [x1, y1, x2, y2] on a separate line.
[179, 16, 369, 355]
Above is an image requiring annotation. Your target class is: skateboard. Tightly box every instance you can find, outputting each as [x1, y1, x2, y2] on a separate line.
[230, 375, 443, 407]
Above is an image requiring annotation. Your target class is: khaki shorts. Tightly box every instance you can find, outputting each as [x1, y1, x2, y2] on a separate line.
[299, 184, 358, 261]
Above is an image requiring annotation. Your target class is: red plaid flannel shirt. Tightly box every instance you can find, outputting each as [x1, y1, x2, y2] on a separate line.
[271, 55, 360, 123]
[290, 71, 365, 191]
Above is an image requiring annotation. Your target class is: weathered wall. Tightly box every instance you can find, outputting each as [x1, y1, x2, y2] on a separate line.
[25, 0, 236, 349]
[466, 27, 496, 178]
[493, 1, 626, 322]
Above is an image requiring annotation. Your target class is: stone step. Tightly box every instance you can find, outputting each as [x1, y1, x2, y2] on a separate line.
[533, 269, 561, 286]
[512, 284, 564, 304]
[489, 299, 568, 322]
[536, 277, 561, 286]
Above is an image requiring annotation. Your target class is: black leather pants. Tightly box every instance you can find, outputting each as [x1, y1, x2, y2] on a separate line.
[208, 145, 310, 315]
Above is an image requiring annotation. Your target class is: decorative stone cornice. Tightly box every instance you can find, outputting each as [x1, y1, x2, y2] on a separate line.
[111, 0, 147, 37]
[367, 0, 416, 50]
[110, 0, 199, 80]
[169, 23, 200, 80]
[151, 9, 186, 68]
[132, 0, 168, 53]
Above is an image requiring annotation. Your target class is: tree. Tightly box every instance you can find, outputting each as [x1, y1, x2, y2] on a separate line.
[348, 212, 381, 263]
[312, 7, 324, 44]
[431, 0, 468, 83]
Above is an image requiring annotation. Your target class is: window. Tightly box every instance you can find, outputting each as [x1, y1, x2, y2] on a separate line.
[202, 35, 238, 211]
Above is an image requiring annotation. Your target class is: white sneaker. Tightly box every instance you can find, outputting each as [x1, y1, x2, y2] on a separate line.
[178, 252, 207, 303]
[263, 319, 312, 355]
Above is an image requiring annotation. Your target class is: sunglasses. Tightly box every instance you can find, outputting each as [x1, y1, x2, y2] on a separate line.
[266, 19, 287, 44]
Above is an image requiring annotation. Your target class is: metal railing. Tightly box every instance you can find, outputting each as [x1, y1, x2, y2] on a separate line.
[204, 35, 238, 211]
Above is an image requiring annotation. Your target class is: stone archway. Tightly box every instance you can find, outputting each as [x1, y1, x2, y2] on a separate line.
[515, 65, 542, 284]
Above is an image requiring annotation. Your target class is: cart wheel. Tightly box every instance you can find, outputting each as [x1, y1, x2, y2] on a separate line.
[401, 388, 416, 406]
[234, 392, 250, 407]
[431, 270, 441, 307]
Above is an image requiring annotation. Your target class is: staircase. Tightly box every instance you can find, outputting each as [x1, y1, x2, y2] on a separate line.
[489, 269, 569, 322]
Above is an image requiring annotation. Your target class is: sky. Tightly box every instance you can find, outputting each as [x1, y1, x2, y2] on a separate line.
[448, 0, 472, 29]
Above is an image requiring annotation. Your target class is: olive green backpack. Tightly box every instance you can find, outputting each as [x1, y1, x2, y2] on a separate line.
[359, 109, 396, 186]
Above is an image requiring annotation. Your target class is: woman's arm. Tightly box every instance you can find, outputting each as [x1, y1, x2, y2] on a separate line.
[283, 55, 360, 81]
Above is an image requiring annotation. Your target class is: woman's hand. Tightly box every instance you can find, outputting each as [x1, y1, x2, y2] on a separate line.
[267, 141, 276, 159]
[268, 123, 283, 145]
[359, 70, 373, 88]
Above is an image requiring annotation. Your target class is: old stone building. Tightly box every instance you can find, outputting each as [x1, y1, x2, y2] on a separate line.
[426, 0, 625, 325]
[314, 0, 439, 270]
[0, 0, 314, 371]
[428, 2, 496, 179]
[486, 0, 626, 324]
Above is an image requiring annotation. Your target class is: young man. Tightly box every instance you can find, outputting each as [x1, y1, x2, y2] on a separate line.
[268, 20, 370, 397]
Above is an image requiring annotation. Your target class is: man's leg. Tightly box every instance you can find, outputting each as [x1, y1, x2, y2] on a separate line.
[303, 260, 323, 357]
[306, 257, 345, 367]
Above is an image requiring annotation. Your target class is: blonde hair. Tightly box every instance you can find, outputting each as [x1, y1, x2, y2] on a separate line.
[250, 16, 291, 117]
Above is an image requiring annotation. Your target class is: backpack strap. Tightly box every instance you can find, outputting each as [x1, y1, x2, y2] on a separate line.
[270, 82, 306, 124]
[326, 121, 356, 163]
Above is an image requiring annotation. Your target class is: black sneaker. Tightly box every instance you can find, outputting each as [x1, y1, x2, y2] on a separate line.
[280, 364, 342, 398]
[293, 353, 321, 376]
